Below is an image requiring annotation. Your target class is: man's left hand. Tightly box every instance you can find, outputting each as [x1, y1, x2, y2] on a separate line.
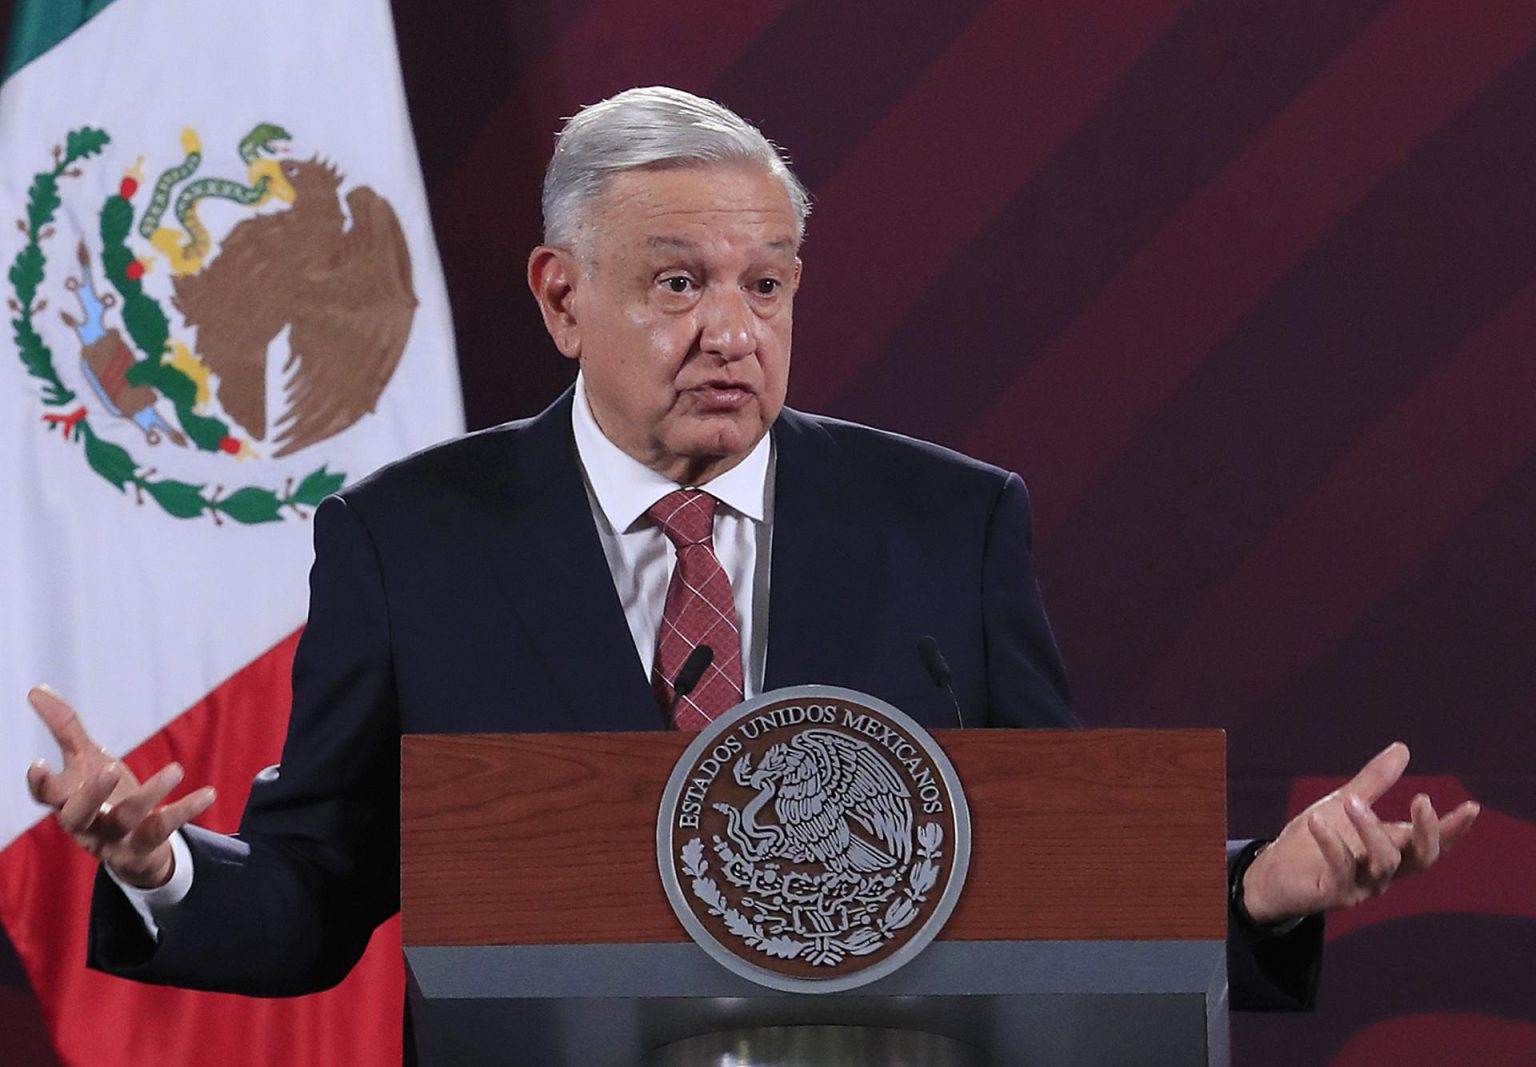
[1239, 742, 1479, 925]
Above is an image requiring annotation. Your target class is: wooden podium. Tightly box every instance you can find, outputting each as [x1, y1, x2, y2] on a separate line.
[402, 729, 1229, 1066]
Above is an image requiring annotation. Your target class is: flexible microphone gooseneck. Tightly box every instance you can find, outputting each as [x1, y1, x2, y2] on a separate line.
[917, 635, 964, 729]
[662, 643, 715, 726]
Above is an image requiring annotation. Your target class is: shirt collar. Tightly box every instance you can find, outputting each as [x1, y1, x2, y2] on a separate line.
[571, 372, 771, 533]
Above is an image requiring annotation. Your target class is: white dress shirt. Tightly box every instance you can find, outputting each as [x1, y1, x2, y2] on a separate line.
[571, 373, 773, 697]
[114, 374, 776, 934]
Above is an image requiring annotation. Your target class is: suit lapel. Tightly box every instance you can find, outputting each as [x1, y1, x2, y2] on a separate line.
[763, 408, 878, 690]
[474, 391, 661, 731]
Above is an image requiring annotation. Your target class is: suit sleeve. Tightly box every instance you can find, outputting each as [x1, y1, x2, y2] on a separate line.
[1226, 840, 1324, 1010]
[88, 495, 402, 996]
[980, 473, 1077, 728]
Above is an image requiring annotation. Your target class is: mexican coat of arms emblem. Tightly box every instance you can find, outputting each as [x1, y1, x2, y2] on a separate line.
[658, 686, 971, 992]
[8, 123, 415, 524]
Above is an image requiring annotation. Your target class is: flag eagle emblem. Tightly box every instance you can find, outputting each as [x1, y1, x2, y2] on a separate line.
[8, 124, 417, 524]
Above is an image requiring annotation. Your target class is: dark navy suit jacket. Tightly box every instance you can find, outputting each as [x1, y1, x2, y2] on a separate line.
[88, 391, 1318, 1008]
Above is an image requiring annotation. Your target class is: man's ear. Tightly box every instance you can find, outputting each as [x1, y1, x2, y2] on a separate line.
[527, 246, 582, 360]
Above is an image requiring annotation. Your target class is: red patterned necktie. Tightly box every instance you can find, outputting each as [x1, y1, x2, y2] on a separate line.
[648, 489, 745, 730]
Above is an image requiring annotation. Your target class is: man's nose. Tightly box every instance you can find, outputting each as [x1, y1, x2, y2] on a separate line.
[699, 287, 755, 360]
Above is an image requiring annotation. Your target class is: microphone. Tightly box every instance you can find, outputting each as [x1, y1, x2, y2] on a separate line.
[917, 635, 964, 729]
[663, 644, 714, 725]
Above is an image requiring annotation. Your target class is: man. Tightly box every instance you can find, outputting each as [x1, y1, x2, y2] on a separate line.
[27, 87, 1477, 1010]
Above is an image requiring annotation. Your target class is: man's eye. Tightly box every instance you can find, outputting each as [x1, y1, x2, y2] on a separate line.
[752, 278, 780, 296]
[661, 276, 693, 294]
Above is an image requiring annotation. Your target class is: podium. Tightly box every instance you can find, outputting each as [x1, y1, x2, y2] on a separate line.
[402, 728, 1228, 1066]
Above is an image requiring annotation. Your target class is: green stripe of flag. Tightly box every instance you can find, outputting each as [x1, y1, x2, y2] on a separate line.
[2, 0, 121, 82]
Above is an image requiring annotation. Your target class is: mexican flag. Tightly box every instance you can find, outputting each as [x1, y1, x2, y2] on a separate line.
[0, 1, 463, 1063]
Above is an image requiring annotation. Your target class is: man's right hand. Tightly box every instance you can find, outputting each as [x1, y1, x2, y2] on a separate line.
[25, 685, 215, 889]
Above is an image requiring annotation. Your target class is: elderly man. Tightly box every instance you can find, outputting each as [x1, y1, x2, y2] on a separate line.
[28, 88, 1476, 1010]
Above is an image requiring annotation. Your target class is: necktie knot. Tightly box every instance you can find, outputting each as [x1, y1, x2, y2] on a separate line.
[647, 489, 717, 548]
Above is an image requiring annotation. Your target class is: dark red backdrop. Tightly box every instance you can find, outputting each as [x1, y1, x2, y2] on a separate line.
[4, 1, 1532, 1062]
[392, 1, 1536, 1061]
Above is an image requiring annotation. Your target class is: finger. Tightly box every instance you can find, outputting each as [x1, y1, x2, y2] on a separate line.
[25, 760, 91, 811]
[1404, 793, 1440, 873]
[27, 685, 99, 760]
[57, 764, 122, 836]
[1345, 795, 1402, 886]
[1342, 741, 1410, 806]
[1308, 810, 1357, 882]
[1375, 817, 1414, 850]
[1309, 797, 1368, 859]
[28, 759, 108, 810]
[1437, 800, 1481, 854]
[26, 735, 107, 804]
[26, 760, 58, 807]
[130, 786, 216, 851]
[102, 763, 184, 834]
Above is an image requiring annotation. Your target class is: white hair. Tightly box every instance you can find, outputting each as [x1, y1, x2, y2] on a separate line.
[541, 86, 811, 249]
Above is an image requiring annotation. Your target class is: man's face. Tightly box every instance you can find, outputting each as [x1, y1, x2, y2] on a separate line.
[530, 162, 801, 484]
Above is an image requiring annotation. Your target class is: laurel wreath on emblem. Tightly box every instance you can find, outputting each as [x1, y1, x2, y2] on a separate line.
[680, 822, 945, 967]
[7, 127, 346, 524]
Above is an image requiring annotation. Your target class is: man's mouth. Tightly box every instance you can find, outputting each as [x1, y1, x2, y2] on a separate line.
[688, 381, 755, 409]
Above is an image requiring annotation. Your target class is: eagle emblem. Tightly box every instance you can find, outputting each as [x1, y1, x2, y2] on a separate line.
[171, 155, 416, 458]
[659, 687, 970, 993]
[8, 125, 416, 524]
[717, 729, 914, 877]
